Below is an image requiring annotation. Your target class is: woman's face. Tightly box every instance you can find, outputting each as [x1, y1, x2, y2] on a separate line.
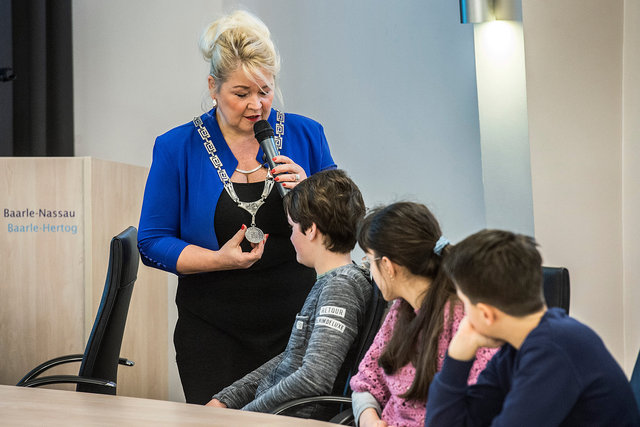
[209, 67, 274, 137]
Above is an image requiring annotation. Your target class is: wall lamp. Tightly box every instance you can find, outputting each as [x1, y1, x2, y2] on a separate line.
[459, 0, 522, 23]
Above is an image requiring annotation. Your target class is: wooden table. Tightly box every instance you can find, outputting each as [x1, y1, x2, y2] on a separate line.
[0, 385, 339, 426]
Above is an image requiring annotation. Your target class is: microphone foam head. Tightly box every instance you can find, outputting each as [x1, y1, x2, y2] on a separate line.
[254, 120, 275, 141]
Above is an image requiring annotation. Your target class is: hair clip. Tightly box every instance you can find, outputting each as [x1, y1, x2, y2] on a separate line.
[434, 236, 450, 256]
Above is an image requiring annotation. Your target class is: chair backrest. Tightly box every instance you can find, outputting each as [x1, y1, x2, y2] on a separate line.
[77, 226, 139, 394]
[331, 280, 388, 396]
[542, 266, 570, 314]
[631, 348, 640, 412]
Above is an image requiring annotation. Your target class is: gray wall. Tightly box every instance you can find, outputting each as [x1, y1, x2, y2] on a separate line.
[243, 0, 487, 240]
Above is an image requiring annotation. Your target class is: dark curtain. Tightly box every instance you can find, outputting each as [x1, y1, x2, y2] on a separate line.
[9, 0, 74, 156]
[0, 0, 13, 154]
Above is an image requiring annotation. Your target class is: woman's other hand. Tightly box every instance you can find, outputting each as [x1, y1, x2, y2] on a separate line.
[271, 155, 307, 189]
[176, 225, 268, 274]
[216, 225, 267, 269]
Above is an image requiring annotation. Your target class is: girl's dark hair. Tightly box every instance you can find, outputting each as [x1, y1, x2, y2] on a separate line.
[357, 201, 456, 401]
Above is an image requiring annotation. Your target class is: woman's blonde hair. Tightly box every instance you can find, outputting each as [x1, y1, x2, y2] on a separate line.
[200, 10, 281, 96]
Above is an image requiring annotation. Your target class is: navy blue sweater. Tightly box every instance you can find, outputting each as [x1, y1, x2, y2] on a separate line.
[425, 308, 640, 426]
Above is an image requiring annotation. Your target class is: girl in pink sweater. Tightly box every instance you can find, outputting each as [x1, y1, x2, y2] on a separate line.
[351, 202, 496, 427]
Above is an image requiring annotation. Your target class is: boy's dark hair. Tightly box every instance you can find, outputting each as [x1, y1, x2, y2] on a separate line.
[443, 229, 545, 317]
[283, 168, 365, 253]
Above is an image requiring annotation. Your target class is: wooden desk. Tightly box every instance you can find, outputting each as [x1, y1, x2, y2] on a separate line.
[0, 385, 338, 426]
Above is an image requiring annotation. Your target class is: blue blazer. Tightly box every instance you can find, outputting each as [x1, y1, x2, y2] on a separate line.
[137, 109, 336, 274]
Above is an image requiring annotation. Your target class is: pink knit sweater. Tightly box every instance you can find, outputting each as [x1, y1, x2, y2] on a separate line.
[350, 298, 497, 427]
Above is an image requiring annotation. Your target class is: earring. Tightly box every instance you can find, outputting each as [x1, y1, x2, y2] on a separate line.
[212, 99, 217, 108]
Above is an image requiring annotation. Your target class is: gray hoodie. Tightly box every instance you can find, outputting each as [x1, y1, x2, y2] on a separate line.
[213, 263, 372, 414]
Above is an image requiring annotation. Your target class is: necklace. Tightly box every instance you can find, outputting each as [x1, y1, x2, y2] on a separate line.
[193, 112, 285, 243]
[235, 164, 264, 174]
[230, 173, 274, 243]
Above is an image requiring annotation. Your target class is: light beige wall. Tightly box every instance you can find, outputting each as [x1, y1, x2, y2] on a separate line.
[523, 0, 626, 365]
[0, 158, 86, 389]
[87, 159, 168, 399]
[623, 0, 640, 374]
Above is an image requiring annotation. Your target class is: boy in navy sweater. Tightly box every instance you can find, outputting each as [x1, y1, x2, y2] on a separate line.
[425, 229, 640, 427]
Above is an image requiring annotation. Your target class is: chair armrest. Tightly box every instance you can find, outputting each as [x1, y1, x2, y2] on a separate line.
[329, 407, 355, 425]
[119, 357, 135, 367]
[17, 354, 133, 386]
[16, 354, 84, 385]
[270, 395, 352, 416]
[18, 374, 116, 389]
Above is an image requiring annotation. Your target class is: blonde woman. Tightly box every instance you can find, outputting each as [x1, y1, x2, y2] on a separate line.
[138, 10, 336, 404]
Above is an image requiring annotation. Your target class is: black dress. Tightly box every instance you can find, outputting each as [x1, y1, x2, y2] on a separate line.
[174, 180, 315, 404]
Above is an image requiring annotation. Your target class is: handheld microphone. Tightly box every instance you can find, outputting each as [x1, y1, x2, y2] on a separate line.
[254, 120, 288, 197]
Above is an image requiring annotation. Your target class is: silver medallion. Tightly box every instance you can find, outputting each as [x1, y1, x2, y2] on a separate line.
[245, 226, 265, 244]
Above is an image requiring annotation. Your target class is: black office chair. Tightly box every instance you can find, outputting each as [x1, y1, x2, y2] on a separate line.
[542, 266, 570, 314]
[17, 226, 139, 394]
[270, 280, 389, 422]
[631, 347, 640, 412]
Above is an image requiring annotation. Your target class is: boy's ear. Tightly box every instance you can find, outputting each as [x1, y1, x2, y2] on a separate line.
[476, 302, 499, 326]
[305, 223, 317, 241]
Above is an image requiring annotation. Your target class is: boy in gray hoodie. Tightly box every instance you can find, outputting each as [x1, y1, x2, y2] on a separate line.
[207, 169, 372, 417]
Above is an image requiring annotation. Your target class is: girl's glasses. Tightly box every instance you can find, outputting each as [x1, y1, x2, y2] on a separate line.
[361, 255, 381, 280]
